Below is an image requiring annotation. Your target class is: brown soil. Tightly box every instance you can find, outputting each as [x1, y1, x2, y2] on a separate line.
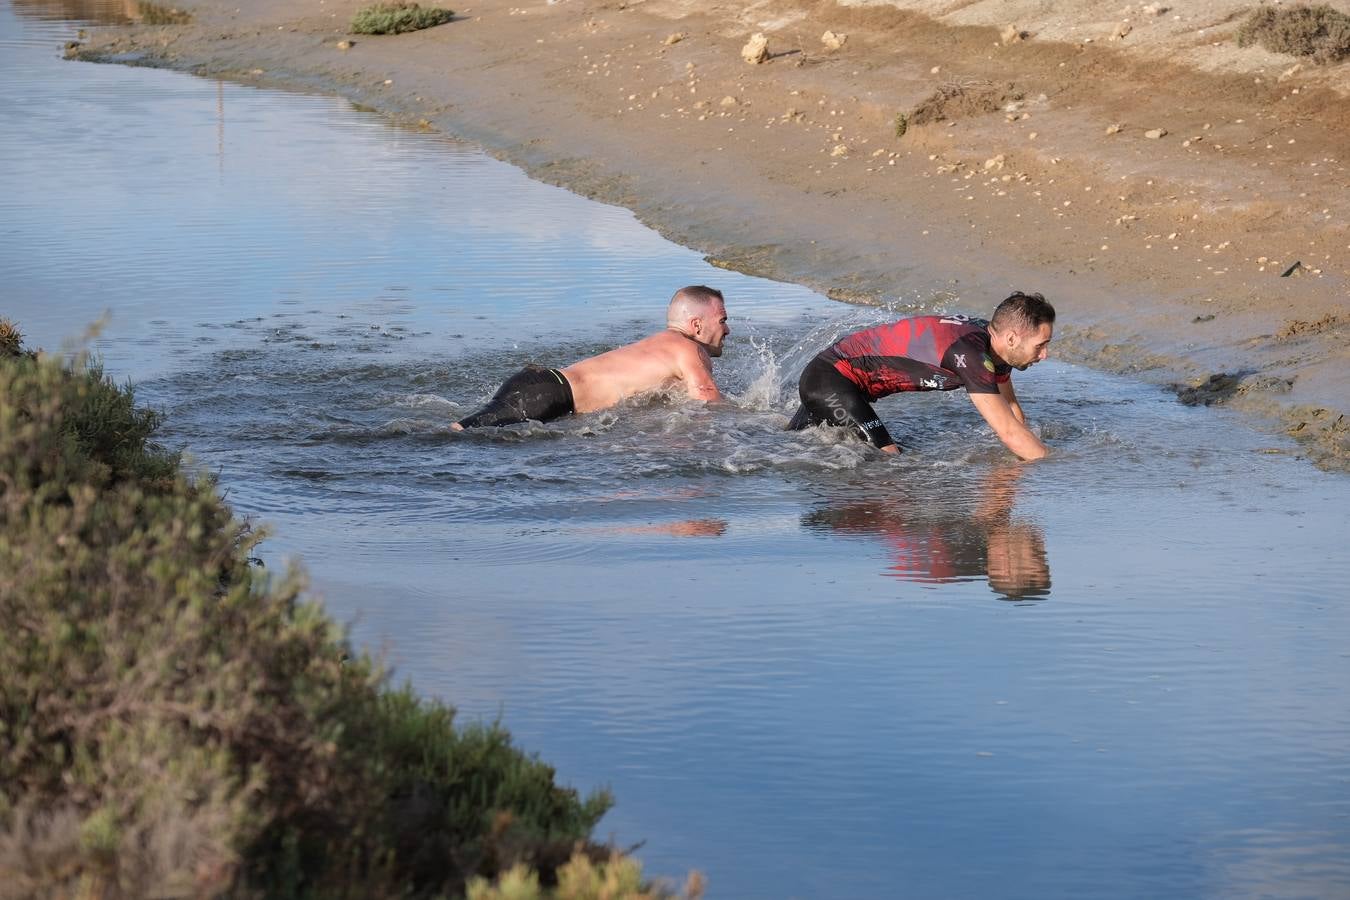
[909, 81, 1024, 127]
[64, 0, 1350, 470]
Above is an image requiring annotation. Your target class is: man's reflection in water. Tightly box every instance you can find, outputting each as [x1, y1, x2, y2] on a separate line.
[802, 466, 1051, 600]
[984, 521, 1051, 599]
[585, 487, 727, 538]
[592, 518, 728, 538]
[614, 518, 728, 538]
[12, 0, 151, 25]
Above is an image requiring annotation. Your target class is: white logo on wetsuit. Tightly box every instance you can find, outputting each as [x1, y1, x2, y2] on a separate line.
[954, 353, 967, 368]
[920, 376, 943, 389]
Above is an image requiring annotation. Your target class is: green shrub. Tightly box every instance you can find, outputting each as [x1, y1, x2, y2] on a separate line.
[0, 332, 613, 897]
[468, 851, 705, 900]
[0, 346, 179, 495]
[0, 318, 22, 358]
[1236, 4, 1350, 64]
[351, 2, 454, 35]
[136, 2, 192, 25]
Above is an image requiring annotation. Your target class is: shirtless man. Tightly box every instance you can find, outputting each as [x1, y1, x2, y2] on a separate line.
[787, 292, 1055, 460]
[452, 285, 729, 429]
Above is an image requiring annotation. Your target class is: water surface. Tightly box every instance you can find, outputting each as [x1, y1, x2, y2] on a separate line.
[4, 5, 1350, 898]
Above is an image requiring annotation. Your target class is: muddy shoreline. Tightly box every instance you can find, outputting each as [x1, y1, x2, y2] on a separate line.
[64, 0, 1349, 469]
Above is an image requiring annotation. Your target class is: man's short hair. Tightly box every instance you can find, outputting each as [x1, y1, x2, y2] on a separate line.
[668, 285, 724, 324]
[672, 285, 724, 308]
[991, 292, 1055, 333]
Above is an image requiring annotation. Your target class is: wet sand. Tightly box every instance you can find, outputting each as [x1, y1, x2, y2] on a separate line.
[66, 0, 1350, 469]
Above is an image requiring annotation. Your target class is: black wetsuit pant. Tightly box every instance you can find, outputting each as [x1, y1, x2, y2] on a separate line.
[787, 355, 897, 449]
[457, 365, 576, 428]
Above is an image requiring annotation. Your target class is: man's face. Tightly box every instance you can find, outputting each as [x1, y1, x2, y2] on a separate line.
[1005, 322, 1053, 371]
[695, 300, 730, 357]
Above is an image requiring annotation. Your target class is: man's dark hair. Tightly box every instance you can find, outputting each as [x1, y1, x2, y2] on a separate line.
[991, 292, 1055, 333]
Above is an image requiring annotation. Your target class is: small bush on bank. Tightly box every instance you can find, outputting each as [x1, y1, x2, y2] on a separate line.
[351, 2, 454, 35]
[0, 319, 178, 491]
[468, 851, 705, 900]
[136, 2, 192, 25]
[0, 318, 23, 358]
[1236, 4, 1350, 64]
[0, 329, 613, 897]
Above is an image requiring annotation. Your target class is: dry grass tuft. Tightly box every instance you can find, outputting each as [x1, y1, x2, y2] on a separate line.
[137, 2, 192, 25]
[1236, 4, 1350, 64]
[351, 2, 454, 35]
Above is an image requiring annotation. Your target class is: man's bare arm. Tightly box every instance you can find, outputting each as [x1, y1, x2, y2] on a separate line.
[997, 379, 1027, 425]
[679, 345, 723, 402]
[970, 391, 1048, 460]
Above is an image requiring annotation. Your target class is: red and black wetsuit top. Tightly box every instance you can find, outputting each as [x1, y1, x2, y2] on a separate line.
[818, 315, 1012, 400]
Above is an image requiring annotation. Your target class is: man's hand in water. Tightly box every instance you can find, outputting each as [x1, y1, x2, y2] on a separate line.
[969, 389, 1048, 460]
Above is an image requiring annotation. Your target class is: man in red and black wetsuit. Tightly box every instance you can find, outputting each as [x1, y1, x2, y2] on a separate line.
[787, 292, 1055, 460]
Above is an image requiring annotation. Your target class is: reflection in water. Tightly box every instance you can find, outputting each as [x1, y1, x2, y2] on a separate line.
[11, 0, 186, 25]
[601, 519, 728, 538]
[802, 466, 1051, 600]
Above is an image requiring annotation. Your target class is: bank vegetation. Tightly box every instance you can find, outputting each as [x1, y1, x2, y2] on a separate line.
[0, 319, 698, 898]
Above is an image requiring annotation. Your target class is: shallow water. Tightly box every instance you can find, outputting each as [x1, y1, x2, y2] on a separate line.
[5, 4, 1350, 898]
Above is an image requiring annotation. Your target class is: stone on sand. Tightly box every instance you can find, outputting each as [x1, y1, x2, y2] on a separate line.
[741, 33, 769, 64]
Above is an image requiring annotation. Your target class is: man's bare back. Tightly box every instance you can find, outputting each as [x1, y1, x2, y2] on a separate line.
[453, 286, 729, 430]
[563, 328, 721, 413]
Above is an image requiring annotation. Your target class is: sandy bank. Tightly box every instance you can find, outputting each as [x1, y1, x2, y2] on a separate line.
[66, 0, 1350, 469]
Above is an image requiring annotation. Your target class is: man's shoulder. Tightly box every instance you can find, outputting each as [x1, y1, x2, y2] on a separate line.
[926, 314, 989, 332]
[863, 314, 989, 339]
[641, 329, 691, 351]
[615, 330, 680, 354]
[638, 330, 707, 363]
[952, 325, 992, 348]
